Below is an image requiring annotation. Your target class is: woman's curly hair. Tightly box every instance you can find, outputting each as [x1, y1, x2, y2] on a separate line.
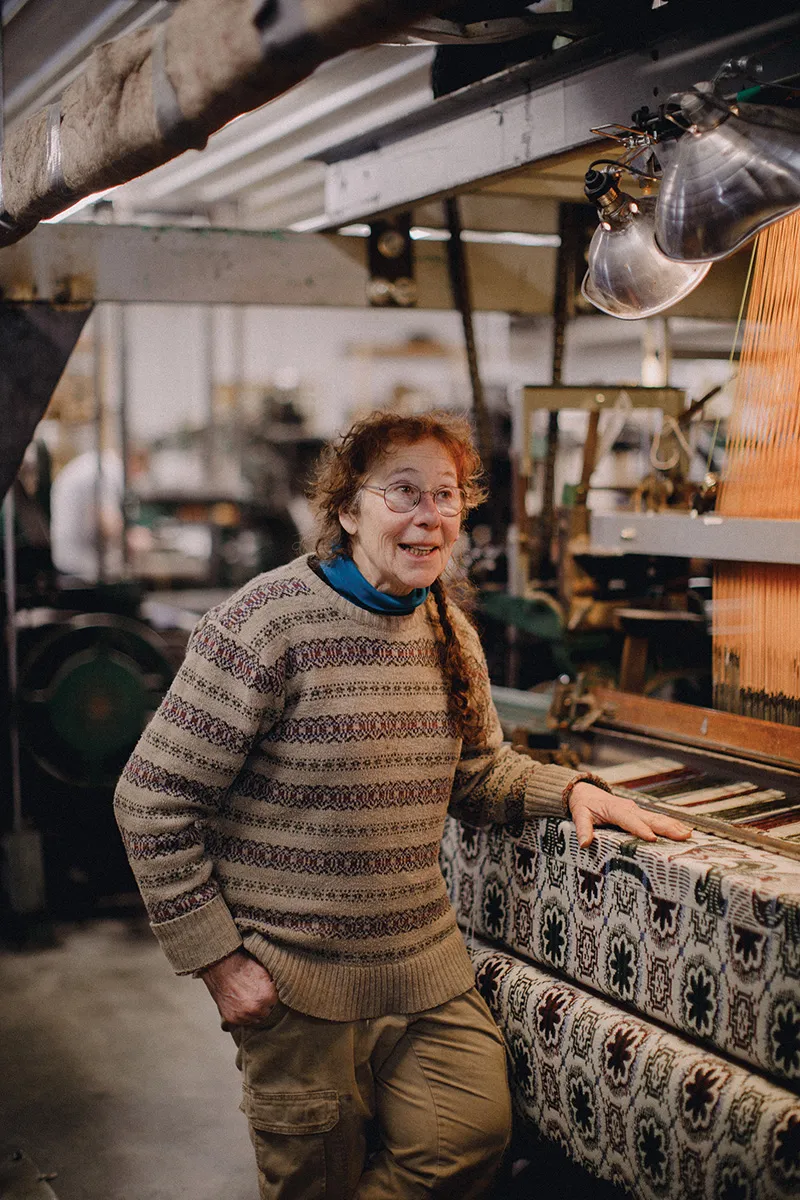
[307, 410, 488, 744]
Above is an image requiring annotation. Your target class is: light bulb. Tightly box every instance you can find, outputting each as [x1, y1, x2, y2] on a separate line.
[581, 169, 710, 319]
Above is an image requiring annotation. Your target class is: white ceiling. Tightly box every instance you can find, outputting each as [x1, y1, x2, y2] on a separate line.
[113, 45, 436, 231]
[3, 0, 437, 232]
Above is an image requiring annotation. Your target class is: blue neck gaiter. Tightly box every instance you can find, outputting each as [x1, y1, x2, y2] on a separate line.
[319, 555, 430, 615]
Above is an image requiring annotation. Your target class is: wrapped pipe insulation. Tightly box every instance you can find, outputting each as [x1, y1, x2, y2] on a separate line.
[0, 0, 446, 247]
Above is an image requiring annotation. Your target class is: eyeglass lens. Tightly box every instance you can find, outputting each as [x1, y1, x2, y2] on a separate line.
[383, 484, 463, 515]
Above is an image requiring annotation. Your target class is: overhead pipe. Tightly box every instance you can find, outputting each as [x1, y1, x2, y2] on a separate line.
[0, 0, 449, 248]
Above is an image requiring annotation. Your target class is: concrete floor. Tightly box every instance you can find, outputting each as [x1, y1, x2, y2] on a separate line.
[0, 917, 627, 1200]
[0, 918, 256, 1200]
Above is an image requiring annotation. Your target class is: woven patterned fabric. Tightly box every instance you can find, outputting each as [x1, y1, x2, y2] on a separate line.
[441, 815, 800, 1085]
[470, 940, 800, 1200]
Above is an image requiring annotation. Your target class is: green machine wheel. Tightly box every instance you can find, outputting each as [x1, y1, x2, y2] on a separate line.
[17, 613, 175, 788]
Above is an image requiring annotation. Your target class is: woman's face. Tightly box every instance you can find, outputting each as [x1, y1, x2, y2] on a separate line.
[339, 437, 462, 595]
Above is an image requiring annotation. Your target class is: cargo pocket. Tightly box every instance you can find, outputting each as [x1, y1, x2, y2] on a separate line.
[241, 1086, 340, 1200]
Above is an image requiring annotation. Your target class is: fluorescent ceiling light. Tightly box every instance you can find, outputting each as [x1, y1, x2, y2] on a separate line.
[333, 224, 560, 247]
[290, 214, 335, 233]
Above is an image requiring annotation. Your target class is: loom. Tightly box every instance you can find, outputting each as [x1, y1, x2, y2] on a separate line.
[714, 211, 800, 726]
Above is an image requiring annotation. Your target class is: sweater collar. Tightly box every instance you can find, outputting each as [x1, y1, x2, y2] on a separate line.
[317, 555, 430, 615]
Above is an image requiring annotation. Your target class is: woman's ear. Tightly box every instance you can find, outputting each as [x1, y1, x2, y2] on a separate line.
[338, 506, 358, 536]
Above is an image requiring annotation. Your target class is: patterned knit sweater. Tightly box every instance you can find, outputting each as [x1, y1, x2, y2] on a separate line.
[114, 554, 593, 1021]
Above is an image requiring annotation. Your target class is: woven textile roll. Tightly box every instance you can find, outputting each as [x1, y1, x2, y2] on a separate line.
[714, 211, 800, 724]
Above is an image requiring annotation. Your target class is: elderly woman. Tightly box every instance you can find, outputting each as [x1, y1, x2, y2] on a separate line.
[115, 410, 689, 1200]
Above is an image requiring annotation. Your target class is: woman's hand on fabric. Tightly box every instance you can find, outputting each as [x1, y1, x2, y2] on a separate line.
[199, 949, 279, 1025]
[568, 780, 692, 849]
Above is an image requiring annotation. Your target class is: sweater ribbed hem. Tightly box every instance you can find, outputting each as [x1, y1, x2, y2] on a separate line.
[242, 925, 476, 1021]
[524, 763, 615, 818]
[152, 893, 243, 975]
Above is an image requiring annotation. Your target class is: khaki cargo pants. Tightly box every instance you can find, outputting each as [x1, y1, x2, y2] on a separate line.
[231, 987, 511, 1200]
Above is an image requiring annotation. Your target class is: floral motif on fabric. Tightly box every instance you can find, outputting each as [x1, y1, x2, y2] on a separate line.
[482, 877, 509, 941]
[604, 1022, 646, 1089]
[458, 824, 480, 861]
[606, 929, 638, 1002]
[474, 955, 509, 1009]
[682, 959, 719, 1038]
[540, 903, 569, 970]
[577, 867, 603, 910]
[729, 924, 767, 976]
[681, 1061, 728, 1132]
[568, 1070, 598, 1143]
[772, 1110, 800, 1184]
[510, 1034, 536, 1100]
[536, 987, 570, 1048]
[512, 840, 538, 886]
[648, 894, 680, 940]
[769, 996, 800, 1079]
[635, 1110, 672, 1191]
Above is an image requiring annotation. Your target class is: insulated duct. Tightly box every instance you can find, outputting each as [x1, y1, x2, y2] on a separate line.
[0, 0, 448, 248]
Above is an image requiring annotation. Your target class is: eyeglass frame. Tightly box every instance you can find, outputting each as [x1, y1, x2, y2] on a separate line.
[360, 483, 466, 517]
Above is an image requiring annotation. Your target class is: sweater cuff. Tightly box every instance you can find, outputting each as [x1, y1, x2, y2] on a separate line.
[524, 763, 614, 819]
[151, 892, 243, 976]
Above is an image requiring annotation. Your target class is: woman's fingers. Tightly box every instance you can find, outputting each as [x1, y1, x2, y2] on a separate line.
[645, 811, 693, 840]
[569, 782, 693, 848]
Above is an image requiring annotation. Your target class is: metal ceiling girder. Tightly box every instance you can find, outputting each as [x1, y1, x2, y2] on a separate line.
[0, 222, 564, 311]
[589, 511, 800, 567]
[0, 300, 92, 498]
[322, 9, 800, 225]
[0, 224, 369, 306]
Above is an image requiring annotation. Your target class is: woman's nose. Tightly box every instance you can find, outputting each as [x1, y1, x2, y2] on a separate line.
[413, 492, 441, 522]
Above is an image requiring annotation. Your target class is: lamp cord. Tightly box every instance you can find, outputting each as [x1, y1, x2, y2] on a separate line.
[704, 241, 757, 474]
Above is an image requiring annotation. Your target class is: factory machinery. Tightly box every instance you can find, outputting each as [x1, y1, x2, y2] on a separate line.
[443, 120, 800, 1200]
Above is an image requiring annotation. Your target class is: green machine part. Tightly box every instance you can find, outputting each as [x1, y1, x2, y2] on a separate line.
[18, 613, 175, 788]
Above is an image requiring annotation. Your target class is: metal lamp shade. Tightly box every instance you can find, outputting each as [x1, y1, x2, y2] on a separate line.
[655, 86, 800, 263]
[581, 195, 710, 320]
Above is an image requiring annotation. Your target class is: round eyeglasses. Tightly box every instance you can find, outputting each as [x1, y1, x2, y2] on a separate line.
[361, 483, 465, 517]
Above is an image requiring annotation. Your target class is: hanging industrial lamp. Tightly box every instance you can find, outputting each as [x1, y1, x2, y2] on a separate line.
[581, 167, 710, 320]
[655, 81, 800, 263]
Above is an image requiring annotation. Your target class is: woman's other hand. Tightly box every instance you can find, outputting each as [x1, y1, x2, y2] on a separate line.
[568, 780, 692, 850]
[199, 949, 279, 1025]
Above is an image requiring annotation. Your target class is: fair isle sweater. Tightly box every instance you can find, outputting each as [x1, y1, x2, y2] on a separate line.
[114, 554, 593, 1021]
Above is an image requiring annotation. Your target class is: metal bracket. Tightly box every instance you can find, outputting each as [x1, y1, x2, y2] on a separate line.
[548, 673, 607, 732]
